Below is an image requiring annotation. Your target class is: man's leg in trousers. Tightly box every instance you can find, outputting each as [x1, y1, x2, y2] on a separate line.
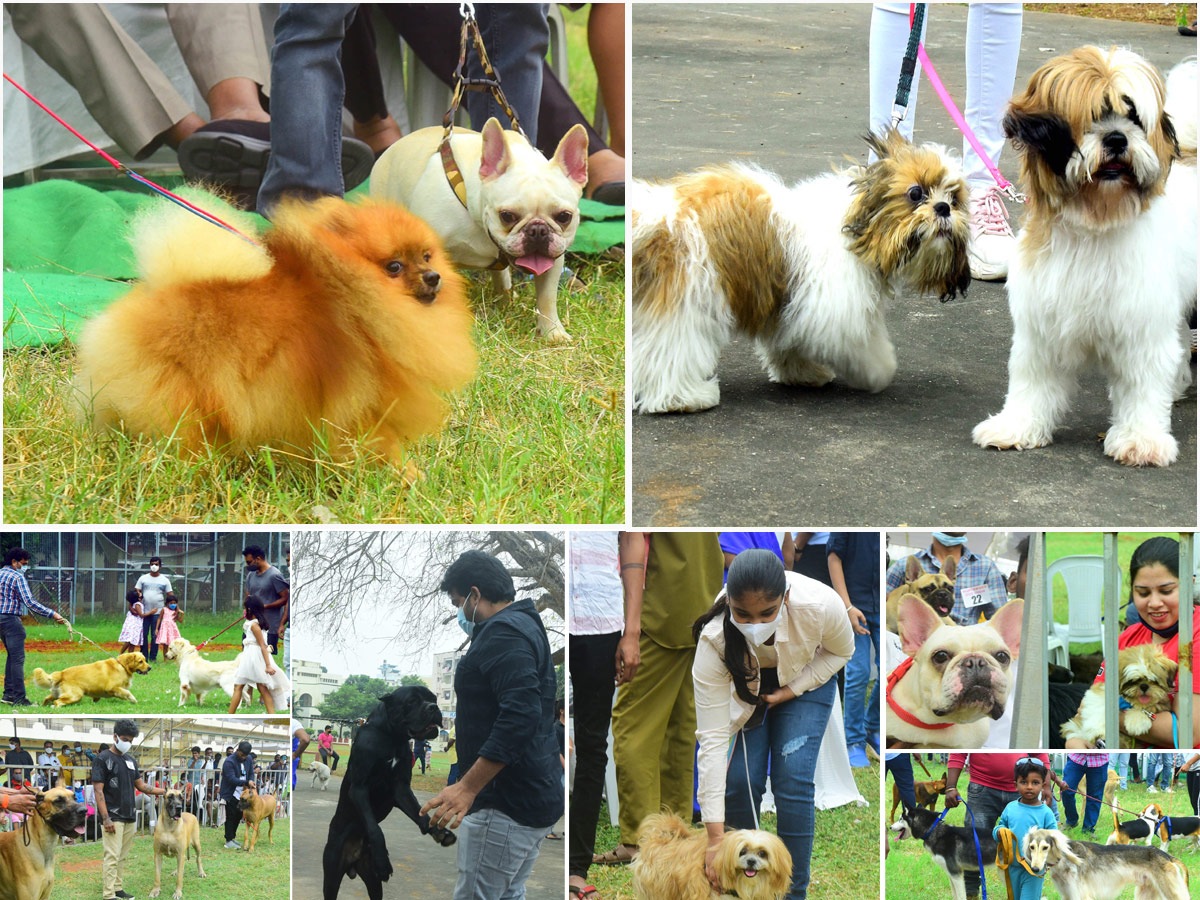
[115, 821, 135, 891]
[225, 804, 241, 843]
[658, 648, 698, 818]
[568, 631, 621, 880]
[963, 784, 1013, 897]
[102, 823, 122, 898]
[611, 635, 681, 845]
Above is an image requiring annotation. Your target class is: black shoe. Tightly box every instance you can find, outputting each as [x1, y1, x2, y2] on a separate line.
[1180, 22, 1197, 36]
[11, 699, 33, 707]
[116, 892, 136, 899]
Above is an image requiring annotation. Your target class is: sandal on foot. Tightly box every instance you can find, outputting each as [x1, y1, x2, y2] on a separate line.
[592, 845, 637, 865]
[569, 886, 602, 898]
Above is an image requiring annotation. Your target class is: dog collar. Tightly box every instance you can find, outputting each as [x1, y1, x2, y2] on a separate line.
[887, 656, 954, 730]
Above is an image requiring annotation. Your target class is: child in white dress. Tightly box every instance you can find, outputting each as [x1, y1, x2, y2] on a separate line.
[229, 598, 290, 714]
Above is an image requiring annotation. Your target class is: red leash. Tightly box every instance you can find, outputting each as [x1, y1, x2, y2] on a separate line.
[196, 615, 247, 650]
[3, 72, 261, 246]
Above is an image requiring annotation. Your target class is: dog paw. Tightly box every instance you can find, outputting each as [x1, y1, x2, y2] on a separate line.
[1104, 427, 1177, 467]
[972, 414, 1052, 451]
[430, 828, 457, 847]
[173, 890, 183, 900]
[537, 323, 573, 344]
[149, 890, 161, 898]
[373, 855, 393, 880]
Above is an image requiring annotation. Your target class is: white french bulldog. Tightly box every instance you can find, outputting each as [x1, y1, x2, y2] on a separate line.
[371, 118, 588, 343]
[886, 596, 1024, 749]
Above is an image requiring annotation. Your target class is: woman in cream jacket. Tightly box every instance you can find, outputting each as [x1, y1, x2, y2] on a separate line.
[692, 549, 855, 900]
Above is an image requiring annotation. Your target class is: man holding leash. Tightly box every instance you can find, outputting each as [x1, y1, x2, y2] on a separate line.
[0, 547, 68, 707]
[220, 740, 256, 849]
[92, 719, 166, 900]
[423, 549, 562, 900]
[243, 545, 289, 655]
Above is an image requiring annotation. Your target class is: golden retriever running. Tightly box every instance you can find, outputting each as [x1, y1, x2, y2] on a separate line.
[32, 651, 150, 707]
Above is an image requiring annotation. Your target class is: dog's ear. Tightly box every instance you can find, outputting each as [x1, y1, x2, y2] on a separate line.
[941, 555, 956, 582]
[54, 775, 67, 790]
[552, 124, 589, 188]
[1154, 651, 1178, 682]
[1054, 831, 1083, 865]
[904, 555, 923, 583]
[985, 598, 1023, 656]
[1003, 108, 1076, 177]
[479, 118, 513, 182]
[897, 594, 945, 655]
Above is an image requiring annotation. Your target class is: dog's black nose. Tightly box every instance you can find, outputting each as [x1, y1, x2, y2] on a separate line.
[933, 201, 951, 218]
[422, 271, 440, 289]
[1103, 131, 1127, 154]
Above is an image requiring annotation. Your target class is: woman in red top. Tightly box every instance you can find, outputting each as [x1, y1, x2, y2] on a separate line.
[1065, 537, 1200, 749]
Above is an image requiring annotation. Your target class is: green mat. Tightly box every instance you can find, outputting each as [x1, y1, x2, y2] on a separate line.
[3, 179, 624, 349]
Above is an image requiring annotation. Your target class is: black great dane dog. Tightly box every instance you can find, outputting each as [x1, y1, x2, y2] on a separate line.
[322, 686, 457, 900]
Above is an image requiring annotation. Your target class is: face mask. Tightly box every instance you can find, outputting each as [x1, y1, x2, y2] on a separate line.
[729, 603, 783, 647]
[114, 739, 132, 754]
[167, 603, 177, 610]
[150, 565, 160, 573]
[932, 532, 969, 547]
[74, 747, 82, 754]
[7, 743, 14, 751]
[457, 593, 477, 637]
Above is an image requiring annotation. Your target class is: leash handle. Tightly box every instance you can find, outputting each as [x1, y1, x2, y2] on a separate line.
[891, 2, 925, 124]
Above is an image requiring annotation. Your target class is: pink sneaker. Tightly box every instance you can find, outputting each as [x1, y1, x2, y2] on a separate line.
[968, 186, 1015, 281]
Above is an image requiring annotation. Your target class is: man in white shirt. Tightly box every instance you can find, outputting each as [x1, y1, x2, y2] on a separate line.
[38, 740, 62, 785]
[135, 557, 172, 662]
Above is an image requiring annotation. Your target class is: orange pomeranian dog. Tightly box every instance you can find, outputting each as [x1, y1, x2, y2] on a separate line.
[73, 190, 476, 458]
[631, 812, 792, 900]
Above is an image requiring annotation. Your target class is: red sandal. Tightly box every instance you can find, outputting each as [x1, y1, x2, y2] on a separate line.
[569, 887, 602, 898]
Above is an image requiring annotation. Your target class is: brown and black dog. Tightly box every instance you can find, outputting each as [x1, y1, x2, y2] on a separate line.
[150, 789, 206, 898]
[886, 555, 957, 633]
[888, 776, 947, 825]
[0, 779, 87, 900]
[238, 783, 277, 852]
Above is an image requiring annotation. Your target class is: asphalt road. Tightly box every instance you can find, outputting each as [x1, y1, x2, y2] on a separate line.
[293, 774, 564, 899]
[631, 4, 1197, 526]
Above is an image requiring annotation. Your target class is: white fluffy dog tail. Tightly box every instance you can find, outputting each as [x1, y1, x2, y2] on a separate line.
[132, 189, 271, 289]
[1166, 58, 1197, 159]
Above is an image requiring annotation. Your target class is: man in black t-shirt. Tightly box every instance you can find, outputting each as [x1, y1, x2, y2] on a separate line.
[4, 736, 33, 787]
[91, 720, 164, 900]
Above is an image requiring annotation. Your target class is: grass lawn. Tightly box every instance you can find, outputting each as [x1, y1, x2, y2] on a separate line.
[8, 613, 268, 715]
[586, 763, 881, 900]
[1045, 531, 1179, 655]
[884, 766, 1200, 899]
[2, 9, 624, 525]
[50, 816, 290, 900]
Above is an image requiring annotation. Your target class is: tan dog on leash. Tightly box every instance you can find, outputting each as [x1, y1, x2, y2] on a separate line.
[0, 779, 87, 900]
[237, 784, 276, 852]
[150, 789, 206, 899]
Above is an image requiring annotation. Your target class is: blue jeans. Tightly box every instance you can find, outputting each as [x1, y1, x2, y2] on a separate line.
[448, 763, 460, 785]
[0, 614, 27, 702]
[885, 754, 916, 810]
[257, 3, 358, 214]
[843, 609, 879, 746]
[1062, 759, 1107, 832]
[1115, 752, 1129, 788]
[726, 676, 836, 900]
[466, 5, 548, 143]
[453, 806, 546, 900]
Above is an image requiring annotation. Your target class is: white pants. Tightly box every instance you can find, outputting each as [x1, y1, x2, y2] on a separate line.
[869, 2, 1022, 186]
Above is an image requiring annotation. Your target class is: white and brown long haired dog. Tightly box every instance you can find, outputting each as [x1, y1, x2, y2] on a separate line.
[631, 812, 792, 900]
[973, 49, 1197, 467]
[1060, 643, 1176, 746]
[1023, 827, 1189, 900]
[631, 130, 971, 413]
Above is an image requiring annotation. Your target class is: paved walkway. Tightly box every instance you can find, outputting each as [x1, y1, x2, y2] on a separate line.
[293, 776, 564, 899]
[632, 4, 1197, 525]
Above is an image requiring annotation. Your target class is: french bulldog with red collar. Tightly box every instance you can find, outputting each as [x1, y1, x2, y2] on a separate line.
[886, 596, 1024, 748]
[371, 118, 588, 343]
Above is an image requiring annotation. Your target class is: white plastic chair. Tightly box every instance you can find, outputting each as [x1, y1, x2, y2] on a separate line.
[1045, 555, 1112, 648]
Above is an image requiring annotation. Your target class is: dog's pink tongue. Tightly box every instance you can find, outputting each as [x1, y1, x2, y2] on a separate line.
[74, 824, 86, 834]
[744, 869, 757, 878]
[515, 254, 555, 276]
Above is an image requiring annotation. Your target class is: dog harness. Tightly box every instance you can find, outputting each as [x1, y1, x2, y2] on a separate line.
[886, 655, 954, 730]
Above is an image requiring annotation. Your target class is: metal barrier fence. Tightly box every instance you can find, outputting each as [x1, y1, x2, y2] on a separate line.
[0, 762, 292, 842]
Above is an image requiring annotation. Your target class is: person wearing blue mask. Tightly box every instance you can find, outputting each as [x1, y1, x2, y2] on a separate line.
[885, 532, 1009, 626]
[425, 550, 561, 900]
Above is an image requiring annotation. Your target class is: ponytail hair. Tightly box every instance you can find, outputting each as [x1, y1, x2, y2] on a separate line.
[692, 549, 788, 706]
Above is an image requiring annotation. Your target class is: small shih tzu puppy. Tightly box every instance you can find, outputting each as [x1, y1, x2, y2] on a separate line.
[973, 48, 1197, 466]
[631, 130, 971, 413]
[631, 812, 792, 900]
[1059, 643, 1176, 747]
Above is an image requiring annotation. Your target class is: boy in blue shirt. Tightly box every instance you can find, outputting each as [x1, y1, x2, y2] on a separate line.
[992, 757, 1058, 900]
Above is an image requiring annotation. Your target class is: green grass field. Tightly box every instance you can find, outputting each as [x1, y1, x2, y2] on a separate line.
[586, 763, 881, 900]
[48, 816, 290, 900]
[885, 769, 1200, 899]
[2, 10, 624, 525]
[8, 613, 269, 715]
[1045, 532, 1179, 654]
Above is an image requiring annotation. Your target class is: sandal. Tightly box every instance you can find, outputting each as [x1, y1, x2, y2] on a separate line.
[592, 844, 637, 865]
[569, 886, 602, 898]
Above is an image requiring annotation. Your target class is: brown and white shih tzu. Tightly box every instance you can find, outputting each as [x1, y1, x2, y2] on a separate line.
[631, 812, 792, 900]
[1059, 643, 1176, 747]
[631, 130, 971, 413]
[974, 48, 1197, 466]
